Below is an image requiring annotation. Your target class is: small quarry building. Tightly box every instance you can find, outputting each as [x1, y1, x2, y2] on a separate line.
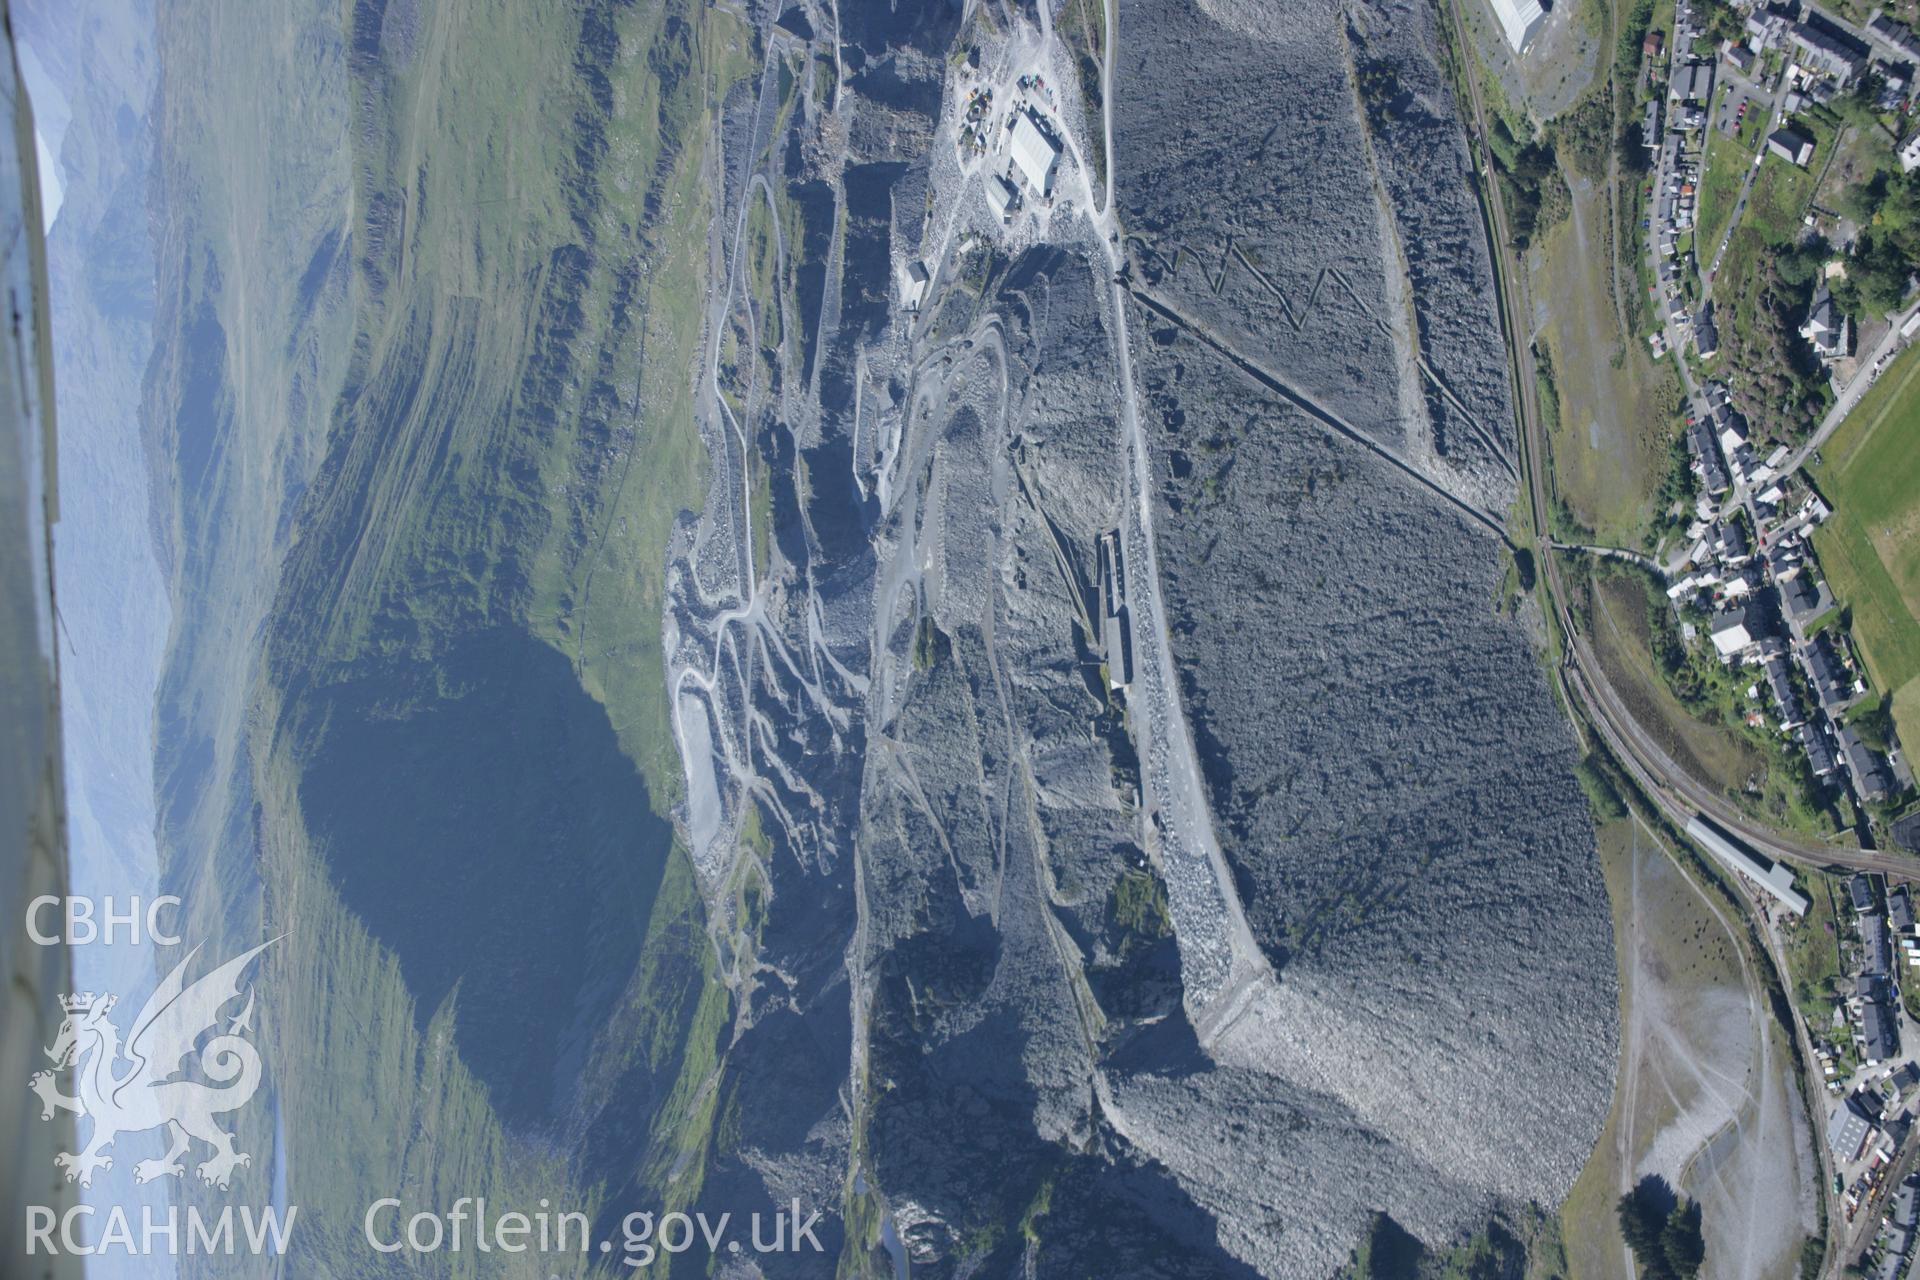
[1489, 0, 1547, 52]
[1767, 126, 1816, 167]
[1098, 530, 1133, 691]
[986, 172, 1018, 222]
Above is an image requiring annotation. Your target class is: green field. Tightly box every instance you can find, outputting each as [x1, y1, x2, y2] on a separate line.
[1741, 119, 1830, 244]
[1536, 177, 1681, 544]
[1695, 116, 1761, 259]
[1812, 340, 1920, 746]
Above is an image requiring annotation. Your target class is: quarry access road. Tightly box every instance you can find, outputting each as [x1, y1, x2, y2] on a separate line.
[1548, 540, 1669, 579]
[1022, 3, 1274, 1024]
[1107, 253, 1273, 1022]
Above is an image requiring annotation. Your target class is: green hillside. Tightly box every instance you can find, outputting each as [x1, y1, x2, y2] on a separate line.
[144, 0, 755, 1269]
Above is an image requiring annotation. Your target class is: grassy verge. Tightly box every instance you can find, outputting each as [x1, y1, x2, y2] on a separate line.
[1780, 867, 1848, 1012]
[1533, 142, 1683, 544]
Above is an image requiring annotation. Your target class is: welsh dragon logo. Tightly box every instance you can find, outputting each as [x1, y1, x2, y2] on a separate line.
[28, 938, 278, 1190]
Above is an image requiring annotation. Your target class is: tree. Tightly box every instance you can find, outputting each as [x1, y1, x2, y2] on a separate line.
[1877, 170, 1920, 241]
[1839, 171, 1889, 226]
[1840, 231, 1912, 317]
[1619, 1179, 1701, 1279]
[1662, 1200, 1706, 1278]
[1827, 167, 1920, 319]
[1833, 83, 1888, 135]
[1692, 0, 1742, 43]
[1775, 235, 1831, 290]
[1617, 1191, 1665, 1261]
[1616, 0, 1656, 79]
[1488, 120, 1567, 249]
[1720, 237, 1828, 436]
[1619, 117, 1653, 175]
[1554, 88, 1615, 183]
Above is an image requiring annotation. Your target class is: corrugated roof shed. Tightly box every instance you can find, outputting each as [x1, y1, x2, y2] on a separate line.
[1009, 110, 1060, 196]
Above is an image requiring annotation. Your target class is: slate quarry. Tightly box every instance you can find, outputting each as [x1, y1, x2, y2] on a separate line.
[663, 0, 1619, 1275]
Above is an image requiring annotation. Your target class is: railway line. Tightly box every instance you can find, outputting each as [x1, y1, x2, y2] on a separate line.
[1439, 3, 1893, 1267]
[1445, 0, 1906, 883]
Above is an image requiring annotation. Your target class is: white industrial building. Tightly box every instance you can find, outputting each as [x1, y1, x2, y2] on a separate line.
[1686, 815, 1811, 916]
[1010, 109, 1061, 196]
[1489, 0, 1547, 53]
